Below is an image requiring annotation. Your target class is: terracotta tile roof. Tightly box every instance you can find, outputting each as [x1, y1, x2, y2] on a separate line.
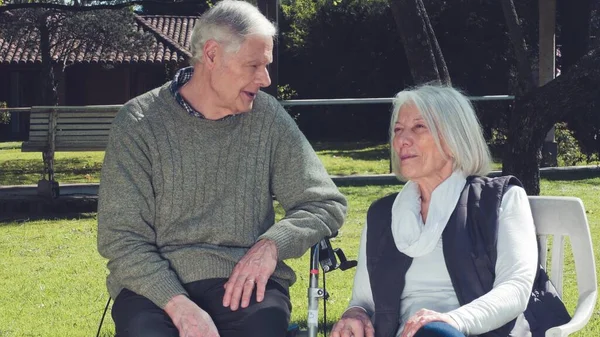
[0, 14, 197, 65]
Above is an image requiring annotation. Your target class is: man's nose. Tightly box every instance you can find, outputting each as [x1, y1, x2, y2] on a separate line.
[257, 66, 271, 88]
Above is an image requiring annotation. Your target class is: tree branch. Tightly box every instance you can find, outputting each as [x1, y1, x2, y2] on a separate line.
[500, 0, 536, 94]
[389, 0, 448, 84]
[0, 0, 199, 13]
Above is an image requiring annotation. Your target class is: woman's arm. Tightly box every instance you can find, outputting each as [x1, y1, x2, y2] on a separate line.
[446, 186, 538, 335]
[331, 222, 375, 337]
[347, 222, 375, 314]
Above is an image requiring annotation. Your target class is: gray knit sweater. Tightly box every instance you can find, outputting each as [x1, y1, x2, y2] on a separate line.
[97, 83, 347, 308]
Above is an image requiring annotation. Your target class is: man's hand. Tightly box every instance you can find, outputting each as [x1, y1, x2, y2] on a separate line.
[400, 309, 459, 337]
[330, 307, 374, 337]
[222, 239, 278, 311]
[165, 294, 220, 337]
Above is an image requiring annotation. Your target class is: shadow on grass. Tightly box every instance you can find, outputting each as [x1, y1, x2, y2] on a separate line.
[312, 141, 385, 151]
[290, 319, 338, 334]
[313, 142, 389, 161]
[319, 147, 389, 161]
[541, 169, 600, 182]
[0, 212, 96, 225]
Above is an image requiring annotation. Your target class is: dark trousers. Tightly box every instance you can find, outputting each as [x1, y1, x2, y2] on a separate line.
[112, 278, 291, 337]
[413, 322, 466, 337]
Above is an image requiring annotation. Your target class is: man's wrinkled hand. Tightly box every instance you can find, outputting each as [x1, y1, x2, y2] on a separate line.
[330, 307, 374, 337]
[165, 294, 220, 337]
[222, 239, 278, 311]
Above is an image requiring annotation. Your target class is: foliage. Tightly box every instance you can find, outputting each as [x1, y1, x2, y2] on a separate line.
[277, 83, 299, 120]
[0, 102, 9, 124]
[0, 4, 154, 66]
[0, 1, 155, 105]
[138, 0, 210, 15]
[555, 122, 585, 166]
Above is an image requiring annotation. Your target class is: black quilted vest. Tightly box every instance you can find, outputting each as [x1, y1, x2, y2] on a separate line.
[365, 176, 570, 337]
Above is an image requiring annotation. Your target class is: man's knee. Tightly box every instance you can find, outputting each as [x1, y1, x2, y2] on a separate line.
[116, 311, 178, 337]
[112, 289, 178, 337]
[218, 286, 291, 337]
[220, 305, 289, 337]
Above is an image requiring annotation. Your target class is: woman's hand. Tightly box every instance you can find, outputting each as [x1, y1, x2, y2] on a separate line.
[400, 309, 458, 337]
[330, 307, 374, 337]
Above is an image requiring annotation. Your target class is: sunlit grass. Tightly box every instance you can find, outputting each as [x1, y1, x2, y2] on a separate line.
[0, 141, 504, 186]
[1, 141, 597, 336]
[1, 176, 599, 336]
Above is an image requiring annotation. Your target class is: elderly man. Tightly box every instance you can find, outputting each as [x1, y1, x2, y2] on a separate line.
[97, 1, 347, 337]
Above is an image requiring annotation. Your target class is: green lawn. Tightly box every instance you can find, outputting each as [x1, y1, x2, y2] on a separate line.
[0, 143, 598, 336]
[0, 141, 503, 185]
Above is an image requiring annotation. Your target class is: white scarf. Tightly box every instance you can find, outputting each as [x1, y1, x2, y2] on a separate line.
[391, 171, 467, 257]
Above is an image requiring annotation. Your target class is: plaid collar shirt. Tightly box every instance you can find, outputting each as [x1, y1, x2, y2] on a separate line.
[170, 66, 233, 121]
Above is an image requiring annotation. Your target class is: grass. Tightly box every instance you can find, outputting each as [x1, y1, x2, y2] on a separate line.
[0, 142, 104, 185]
[0, 143, 598, 336]
[0, 141, 503, 186]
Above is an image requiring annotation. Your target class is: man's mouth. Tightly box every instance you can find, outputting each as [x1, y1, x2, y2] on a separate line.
[243, 91, 257, 99]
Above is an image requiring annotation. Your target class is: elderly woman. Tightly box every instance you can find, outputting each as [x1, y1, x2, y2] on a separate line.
[331, 85, 569, 337]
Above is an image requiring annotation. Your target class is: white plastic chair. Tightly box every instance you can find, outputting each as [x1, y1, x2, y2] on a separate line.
[528, 196, 598, 337]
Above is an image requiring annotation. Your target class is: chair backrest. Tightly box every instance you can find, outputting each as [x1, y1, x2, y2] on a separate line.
[528, 196, 597, 300]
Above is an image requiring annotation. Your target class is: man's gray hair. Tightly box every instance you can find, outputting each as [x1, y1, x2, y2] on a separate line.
[189, 0, 277, 65]
[389, 84, 492, 180]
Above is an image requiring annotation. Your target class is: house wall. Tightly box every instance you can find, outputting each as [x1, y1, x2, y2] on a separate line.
[0, 62, 176, 141]
[0, 65, 46, 141]
[65, 63, 172, 105]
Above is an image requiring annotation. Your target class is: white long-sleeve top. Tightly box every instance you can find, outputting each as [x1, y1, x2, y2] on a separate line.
[347, 174, 538, 336]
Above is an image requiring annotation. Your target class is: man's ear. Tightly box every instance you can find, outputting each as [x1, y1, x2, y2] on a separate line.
[203, 39, 219, 68]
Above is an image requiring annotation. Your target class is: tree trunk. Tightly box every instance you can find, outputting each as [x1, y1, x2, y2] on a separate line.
[500, 0, 536, 95]
[388, 0, 451, 85]
[39, 15, 58, 106]
[558, 0, 591, 71]
[500, 0, 540, 194]
[502, 45, 600, 194]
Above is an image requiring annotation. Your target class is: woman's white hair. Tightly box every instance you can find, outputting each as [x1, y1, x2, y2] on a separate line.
[189, 0, 277, 65]
[389, 84, 492, 180]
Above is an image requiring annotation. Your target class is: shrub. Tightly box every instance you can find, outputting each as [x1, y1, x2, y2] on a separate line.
[0, 102, 10, 125]
[556, 122, 586, 166]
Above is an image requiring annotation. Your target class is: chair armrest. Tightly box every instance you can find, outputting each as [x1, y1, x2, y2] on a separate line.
[545, 290, 597, 337]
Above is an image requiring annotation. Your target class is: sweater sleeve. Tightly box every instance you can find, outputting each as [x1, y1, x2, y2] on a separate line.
[97, 106, 187, 309]
[258, 103, 347, 260]
[346, 222, 375, 316]
[446, 186, 538, 335]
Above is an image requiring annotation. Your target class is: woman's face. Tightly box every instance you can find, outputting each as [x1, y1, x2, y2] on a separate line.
[392, 104, 453, 186]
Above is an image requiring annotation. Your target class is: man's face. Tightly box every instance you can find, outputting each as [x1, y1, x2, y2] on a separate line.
[211, 35, 273, 115]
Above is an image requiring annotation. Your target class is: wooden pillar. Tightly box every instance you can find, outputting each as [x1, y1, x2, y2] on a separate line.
[539, 0, 557, 167]
[9, 71, 21, 136]
[257, 0, 279, 97]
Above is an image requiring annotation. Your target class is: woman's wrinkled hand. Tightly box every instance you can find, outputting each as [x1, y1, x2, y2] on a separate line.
[330, 307, 374, 337]
[400, 308, 458, 337]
